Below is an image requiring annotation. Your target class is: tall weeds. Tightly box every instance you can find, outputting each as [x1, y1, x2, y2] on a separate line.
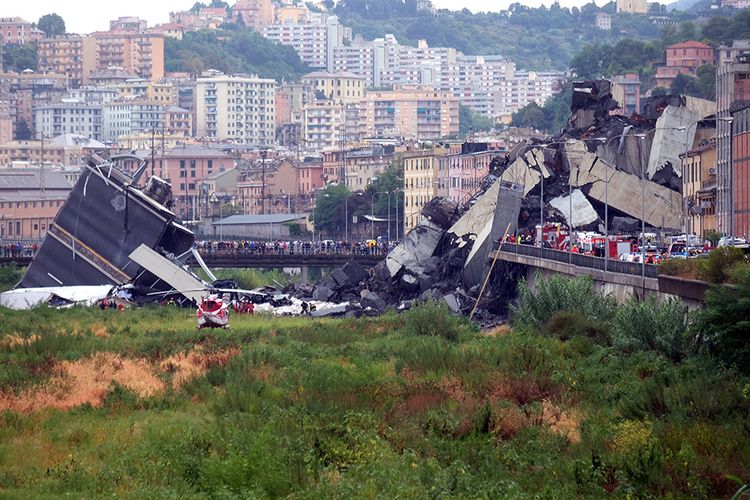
[610, 298, 690, 361]
[511, 274, 616, 329]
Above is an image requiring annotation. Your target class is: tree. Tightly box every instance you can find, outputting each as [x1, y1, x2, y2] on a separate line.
[694, 266, 750, 373]
[459, 105, 494, 135]
[15, 119, 32, 140]
[2, 43, 37, 72]
[312, 184, 349, 236]
[511, 102, 547, 131]
[38, 14, 65, 37]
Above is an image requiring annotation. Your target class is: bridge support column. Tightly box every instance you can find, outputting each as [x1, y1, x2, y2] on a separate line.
[300, 266, 309, 283]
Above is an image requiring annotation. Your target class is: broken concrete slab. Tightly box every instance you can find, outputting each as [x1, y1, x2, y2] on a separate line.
[312, 285, 335, 302]
[647, 96, 716, 180]
[463, 181, 524, 289]
[500, 155, 542, 196]
[360, 289, 386, 312]
[449, 177, 502, 238]
[443, 293, 461, 314]
[570, 156, 682, 229]
[128, 244, 206, 304]
[342, 261, 368, 286]
[549, 189, 600, 228]
[386, 219, 444, 278]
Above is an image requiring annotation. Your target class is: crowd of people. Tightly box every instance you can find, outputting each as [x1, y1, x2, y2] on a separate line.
[0, 241, 38, 258]
[195, 239, 395, 257]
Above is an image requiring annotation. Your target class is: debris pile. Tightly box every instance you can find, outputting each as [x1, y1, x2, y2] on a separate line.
[287, 81, 716, 322]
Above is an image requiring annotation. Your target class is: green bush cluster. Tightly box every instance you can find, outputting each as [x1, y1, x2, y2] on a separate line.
[0, 266, 22, 292]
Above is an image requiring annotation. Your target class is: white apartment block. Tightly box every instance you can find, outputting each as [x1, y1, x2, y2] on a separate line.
[65, 86, 118, 106]
[331, 35, 563, 121]
[263, 16, 343, 71]
[303, 101, 359, 151]
[194, 72, 276, 146]
[102, 100, 165, 142]
[35, 100, 104, 141]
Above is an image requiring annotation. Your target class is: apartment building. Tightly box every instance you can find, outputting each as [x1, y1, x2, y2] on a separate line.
[359, 86, 459, 140]
[234, 0, 276, 31]
[447, 145, 498, 205]
[0, 17, 43, 46]
[237, 158, 300, 215]
[194, 72, 276, 146]
[263, 16, 343, 71]
[717, 41, 750, 235]
[0, 170, 72, 241]
[680, 138, 718, 239]
[595, 12, 612, 31]
[303, 101, 359, 151]
[65, 86, 118, 105]
[296, 157, 325, 195]
[110, 17, 148, 31]
[301, 71, 365, 104]
[402, 146, 452, 232]
[113, 79, 175, 104]
[611, 73, 641, 116]
[34, 100, 103, 141]
[0, 72, 69, 137]
[0, 138, 97, 168]
[163, 145, 237, 219]
[37, 35, 87, 88]
[83, 31, 165, 83]
[102, 100, 165, 142]
[655, 41, 714, 89]
[732, 105, 750, 239]
[321, 145, 395, 187]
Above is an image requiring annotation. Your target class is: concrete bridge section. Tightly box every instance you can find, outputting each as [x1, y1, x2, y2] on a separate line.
[494, 243, 706, 308]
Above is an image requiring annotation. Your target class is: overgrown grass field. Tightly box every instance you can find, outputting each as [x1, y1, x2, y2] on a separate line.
[0, 278, 749, 497]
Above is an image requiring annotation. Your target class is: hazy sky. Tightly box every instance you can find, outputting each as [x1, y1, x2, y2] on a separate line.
[8, 0, 596, 35]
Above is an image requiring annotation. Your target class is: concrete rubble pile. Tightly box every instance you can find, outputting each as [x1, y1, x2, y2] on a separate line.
[288, 187, 527, 324]
[291, 80, 717, 322]
[510, 80, 716, 236]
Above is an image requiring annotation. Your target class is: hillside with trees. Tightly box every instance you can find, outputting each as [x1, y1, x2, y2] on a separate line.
[164, 28, 310, 81]
[332, 0, 698, 70]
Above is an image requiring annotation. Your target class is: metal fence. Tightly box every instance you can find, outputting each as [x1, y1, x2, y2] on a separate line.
[499, 243, 659, 279]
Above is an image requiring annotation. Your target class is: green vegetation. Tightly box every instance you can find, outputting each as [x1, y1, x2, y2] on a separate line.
[659, 247, 750, 284]
[37, 13, 66, 37]
[333, 0, 679, 70]
[0, 266, 22, 293]
[1, 43, 37, 73]
[164, 29, 309, 81]
[0, 271, 748, 497]
[459, 104, 494, 135]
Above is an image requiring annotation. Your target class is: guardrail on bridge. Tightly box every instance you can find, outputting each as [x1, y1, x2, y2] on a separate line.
[498, 242, 659, 279]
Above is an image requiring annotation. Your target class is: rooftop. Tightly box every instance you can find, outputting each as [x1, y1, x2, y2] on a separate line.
[0, 170, 73, 191]
[214, 214, 306, 225]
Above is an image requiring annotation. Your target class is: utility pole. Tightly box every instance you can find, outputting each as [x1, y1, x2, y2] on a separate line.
[160, 125, 166, 179]
[40, 132, 45, 198]
[150, 126, 156, 179]
[260, 147, 268, 215]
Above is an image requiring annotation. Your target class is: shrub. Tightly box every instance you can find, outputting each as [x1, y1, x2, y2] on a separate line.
[511, 274, 616, 329]
[402, 299, 463, 342]
[0, 265, 22, 292]
[658, 258, 697, 279]
[544, 311, 608, 343]
[610, 298, 690, 361]
[693, 267, 750, 373]
[696, 247, 748, 284]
